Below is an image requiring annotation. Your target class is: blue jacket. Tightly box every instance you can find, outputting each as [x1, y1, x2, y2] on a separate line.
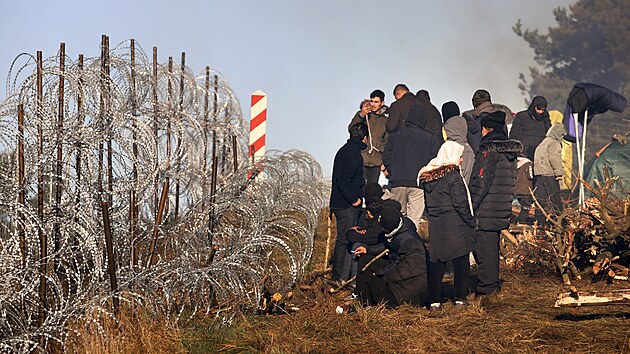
[330, 138, 366, 209]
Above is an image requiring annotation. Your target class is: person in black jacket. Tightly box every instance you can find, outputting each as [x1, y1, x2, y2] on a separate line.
[330, 122, 368, 281]
[354, 206, 428, 308]
[509, 96, 551, 161]
[419, 142, 475, 310]
[382, 104, 440, 231]
[387, 84, 443, 142]
[470, 111, 522, 296]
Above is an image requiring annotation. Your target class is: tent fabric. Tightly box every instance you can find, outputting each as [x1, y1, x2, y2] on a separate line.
[562, 83, 627, 143]
[584, 140, 630, 198]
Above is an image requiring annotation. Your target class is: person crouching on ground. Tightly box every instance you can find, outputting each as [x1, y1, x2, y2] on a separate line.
[353, 206, 428, 308]
[418, 131, 476, 312]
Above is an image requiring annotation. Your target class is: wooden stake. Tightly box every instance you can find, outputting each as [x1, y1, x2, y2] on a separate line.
[101, 201, 119, 315]
[330, 249, 390, 293]
[18, 103, 26, 268]
[36, 50, 47, 329]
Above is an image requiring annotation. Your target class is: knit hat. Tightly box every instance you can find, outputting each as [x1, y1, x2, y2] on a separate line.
[472, 89, 491, 108]
[366, 199, 384, 218]
[480, 110, 506, 130]
[379, 206, 402, 233]
[364, 183, 384, 201]
[382, 199, 402, 211]
[441, 101, 460, 122]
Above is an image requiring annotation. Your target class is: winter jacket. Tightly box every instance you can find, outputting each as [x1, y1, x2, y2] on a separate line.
[330, 138, 366, 210]
[348, 106, 389, 167]
[382, 105, 440, 188]
[514, 157, 533, 196]
[365, 217, 428, 306]
[419, 164, 475, 262]
[347, 212, 384, 246]
[444, 116, 475, 183]
[534, 123, 566, 177]
[470, 130, 522, 231]
[510, 96, 551, 161]
[387, 92, 443, 142]
[462, 101, 496, 154]
[417, 96, 444, 140]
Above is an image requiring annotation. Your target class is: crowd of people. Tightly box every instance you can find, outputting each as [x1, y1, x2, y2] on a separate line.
[329, 85, 566, 314]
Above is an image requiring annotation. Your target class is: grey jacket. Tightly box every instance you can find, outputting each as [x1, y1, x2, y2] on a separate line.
[534, 123, 566, 177]
[444, 116, 474, 184]
[348, 106, 389, 167]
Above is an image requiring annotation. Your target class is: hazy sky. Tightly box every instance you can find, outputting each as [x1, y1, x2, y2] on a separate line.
[0, 0, 575, 176]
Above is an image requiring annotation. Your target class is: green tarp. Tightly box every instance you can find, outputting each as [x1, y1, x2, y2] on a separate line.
[584, 140, 630, 197]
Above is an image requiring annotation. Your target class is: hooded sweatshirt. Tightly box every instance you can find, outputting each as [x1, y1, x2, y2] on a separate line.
[534, 123, 566, 177]
[443, 116, 475, 183]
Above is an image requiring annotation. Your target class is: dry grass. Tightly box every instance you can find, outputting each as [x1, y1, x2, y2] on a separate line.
[66, 208, 630, 353]
[64, 308, 187, 354]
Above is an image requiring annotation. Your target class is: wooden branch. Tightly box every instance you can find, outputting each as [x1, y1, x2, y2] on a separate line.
[500, 229, 519, 246]
[323, 214, 332, 271]
[528, 187, 562, 229]
[555, 288, 630, 307]
[330, 249, 389, 294]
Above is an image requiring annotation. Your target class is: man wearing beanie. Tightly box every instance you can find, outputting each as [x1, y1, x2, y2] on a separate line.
[470, 111, 522, 296]
[462, 89, 497, 154]
[353, 206, 428, 308]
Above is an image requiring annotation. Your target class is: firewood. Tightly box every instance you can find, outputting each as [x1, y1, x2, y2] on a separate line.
[554, 288, 630, 307]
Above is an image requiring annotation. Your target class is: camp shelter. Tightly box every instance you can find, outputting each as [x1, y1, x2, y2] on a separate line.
[583, 138, 630, 198]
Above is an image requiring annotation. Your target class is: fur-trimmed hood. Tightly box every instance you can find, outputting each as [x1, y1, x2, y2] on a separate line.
[418, 164, 458, 183]
[478, 139, 523, 154]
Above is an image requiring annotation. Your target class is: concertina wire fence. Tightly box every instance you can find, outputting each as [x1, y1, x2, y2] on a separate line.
[0, 37, 328, 353]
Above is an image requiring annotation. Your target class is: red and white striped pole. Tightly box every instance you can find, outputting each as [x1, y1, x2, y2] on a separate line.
[249, 89, 267, 178]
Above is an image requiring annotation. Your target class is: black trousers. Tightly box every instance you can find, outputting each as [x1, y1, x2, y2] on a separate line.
[356, 255, 398, 308]
[428, 254, 470, 304]
[473, 230, 500, 295]
[364, 166, 381, 184]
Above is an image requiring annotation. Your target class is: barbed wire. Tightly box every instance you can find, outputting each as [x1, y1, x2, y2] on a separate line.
[0, 39, 326, 353]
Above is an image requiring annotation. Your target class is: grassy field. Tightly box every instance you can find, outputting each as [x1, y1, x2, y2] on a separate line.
[66, 209, 630, 353]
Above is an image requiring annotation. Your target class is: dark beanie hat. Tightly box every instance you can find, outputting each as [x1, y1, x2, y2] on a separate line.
[379, 206, 402, 233]
[472, 89, 491, 108]
[366, 199, 384, 217]
[480, 110, 506, 130]
[441, 101, 460, 122]
[383, 199, 402, 211]
[364, 183, 384, 201]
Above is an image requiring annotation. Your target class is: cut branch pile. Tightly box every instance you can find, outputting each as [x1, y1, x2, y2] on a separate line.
[503, 166, 630, 285]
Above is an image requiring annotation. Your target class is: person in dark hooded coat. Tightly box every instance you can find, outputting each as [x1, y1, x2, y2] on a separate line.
[510, 95, 551, 161]
[470, 111, 522, 296]
[354, 206, 428, 308]
[419, 140, 475, 309]
[382, 104, 440, 231]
